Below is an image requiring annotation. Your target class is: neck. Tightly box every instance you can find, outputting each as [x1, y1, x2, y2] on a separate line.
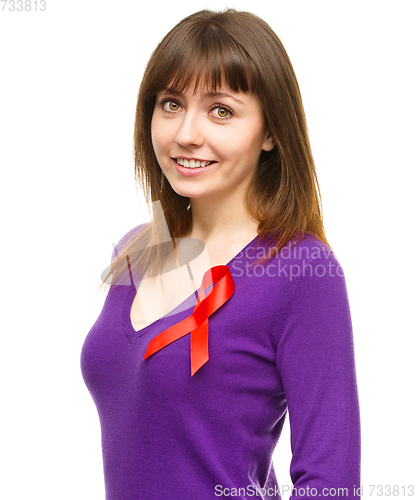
[184, 190, 258, 244]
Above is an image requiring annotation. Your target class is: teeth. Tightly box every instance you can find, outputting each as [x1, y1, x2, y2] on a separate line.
[176, 158, 212, 169]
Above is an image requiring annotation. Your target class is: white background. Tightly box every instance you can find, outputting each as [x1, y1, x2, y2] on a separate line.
[1, 0, 415, 498]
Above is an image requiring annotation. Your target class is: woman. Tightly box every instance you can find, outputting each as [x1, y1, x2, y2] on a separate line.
[81, 8, 360, 500]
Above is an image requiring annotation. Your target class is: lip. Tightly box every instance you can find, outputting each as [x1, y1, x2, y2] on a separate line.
[172, 158, 217, 177]
[173, 156, 215, 163]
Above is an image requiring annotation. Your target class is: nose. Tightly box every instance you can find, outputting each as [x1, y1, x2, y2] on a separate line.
[175, 109, 204, 148]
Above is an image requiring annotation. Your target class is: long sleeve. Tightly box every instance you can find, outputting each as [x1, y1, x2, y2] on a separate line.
[274, 248, 361, 500]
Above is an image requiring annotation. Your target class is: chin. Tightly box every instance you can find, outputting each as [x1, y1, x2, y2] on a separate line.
[169, 184, 207, 199]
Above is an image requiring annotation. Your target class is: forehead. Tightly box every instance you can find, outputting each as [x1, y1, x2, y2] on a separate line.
[159, 85, 244, 102]
[155, 59, 254, 96]
[158, 74, 255, 103]
[163, 73, 231, 93]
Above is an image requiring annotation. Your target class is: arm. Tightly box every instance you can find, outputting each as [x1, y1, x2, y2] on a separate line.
[274, 249, 360, 500]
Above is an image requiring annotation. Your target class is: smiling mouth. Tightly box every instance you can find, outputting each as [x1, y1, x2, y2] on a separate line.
[174, 158, 216, 169]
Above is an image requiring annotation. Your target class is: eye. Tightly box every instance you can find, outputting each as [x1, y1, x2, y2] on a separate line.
[158, 98, 233, 120]
[160, 99, 181, 112]
[211, 105, 233, 119]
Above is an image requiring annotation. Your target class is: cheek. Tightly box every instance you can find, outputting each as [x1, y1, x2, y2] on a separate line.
[150, 115, 167, 156]
[216, 125, 264, 161]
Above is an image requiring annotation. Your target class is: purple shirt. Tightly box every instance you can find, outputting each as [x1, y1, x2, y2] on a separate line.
[80, 223, 360, 500]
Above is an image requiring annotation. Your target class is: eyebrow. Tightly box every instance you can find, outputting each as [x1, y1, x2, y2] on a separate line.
[162, 89, 245, 105]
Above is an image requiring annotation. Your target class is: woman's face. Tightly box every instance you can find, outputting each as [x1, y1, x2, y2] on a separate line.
[151, 82, 274, 202]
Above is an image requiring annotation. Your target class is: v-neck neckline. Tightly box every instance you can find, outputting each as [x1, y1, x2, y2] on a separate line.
[122, 233, 260, 343]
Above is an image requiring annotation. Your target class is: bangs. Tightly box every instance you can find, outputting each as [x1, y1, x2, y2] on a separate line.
[149, 22, 259, 96]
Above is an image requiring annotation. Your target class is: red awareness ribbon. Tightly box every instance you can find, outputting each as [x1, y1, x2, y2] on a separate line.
[143, 265, 235, 376]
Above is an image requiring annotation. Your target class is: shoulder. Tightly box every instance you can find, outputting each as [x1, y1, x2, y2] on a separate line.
[281, 234, 350, 317]
[269, 233, 348, 315]
[111, 222, 151, 262]
[273, 234, 353, 350]
[280, 233, 343, 274]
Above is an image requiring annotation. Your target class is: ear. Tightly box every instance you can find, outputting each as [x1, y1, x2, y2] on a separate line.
[262, 130, 275, 152]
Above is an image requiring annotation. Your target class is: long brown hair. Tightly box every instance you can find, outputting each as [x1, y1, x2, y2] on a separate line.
[99, 8, 331, 292]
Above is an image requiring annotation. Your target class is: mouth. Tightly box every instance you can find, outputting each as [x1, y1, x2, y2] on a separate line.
[173, 157, 217, 169]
